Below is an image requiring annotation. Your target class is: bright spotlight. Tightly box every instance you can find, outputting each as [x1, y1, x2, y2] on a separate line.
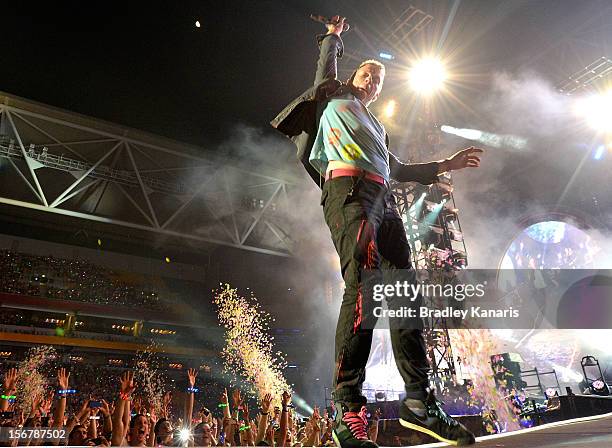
[409, 57, 447, 95]
[195, 20, 201, 28]
[575, 91, 612, 133]
[383, 100, 397, 118]
[179, 428, 191, 441]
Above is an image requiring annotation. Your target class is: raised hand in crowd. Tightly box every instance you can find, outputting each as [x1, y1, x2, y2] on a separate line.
[1, 367, 17, 411]
[256, 392, 273, 444]
[280, 390, 292, 446]
[185, 368, 198, 429]
[111, 371, 135, 446]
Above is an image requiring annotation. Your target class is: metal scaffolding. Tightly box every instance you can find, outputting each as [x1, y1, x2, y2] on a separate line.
[392, 171, 468, 387]
[0, 93, 296, 257]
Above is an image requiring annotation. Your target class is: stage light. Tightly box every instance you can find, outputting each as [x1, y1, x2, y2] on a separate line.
[292, 394, 314, 415]
[441, 125, 482, 141]
[591, 379, 610, 396]
[179, 428, 191, 442]
[165, 256, 171, 263]
[575, 91, 612, 133]
[195, 20, 201, 28]
[409, 57, 447, 95]
[383, 100, 397, 118]
[441, 124, 527, 149]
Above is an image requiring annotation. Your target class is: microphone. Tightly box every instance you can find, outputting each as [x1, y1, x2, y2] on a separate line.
[310, 14, 351, 32]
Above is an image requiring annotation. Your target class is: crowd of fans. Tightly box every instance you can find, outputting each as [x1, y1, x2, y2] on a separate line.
[0, 361, 376, 447]
[0, 250, 172, 311]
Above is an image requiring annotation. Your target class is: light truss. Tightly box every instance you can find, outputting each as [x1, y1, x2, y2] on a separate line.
[557, 56, 612, 94]
[341, 4, 433, 68]
[386, 5, 433, 47]
[0, 93, 296, 257]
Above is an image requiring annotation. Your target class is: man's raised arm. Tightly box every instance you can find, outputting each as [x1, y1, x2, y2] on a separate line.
[389, 146, 484, 184]
[313, 16, 346, 85]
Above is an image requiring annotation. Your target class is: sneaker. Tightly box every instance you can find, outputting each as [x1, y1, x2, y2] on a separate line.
[332, 402, 378, 448]
[399, 391, 476, 446]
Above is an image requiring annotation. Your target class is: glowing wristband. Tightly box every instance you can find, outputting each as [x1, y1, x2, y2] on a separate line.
[239, 425, 249, 431]
[218, 403, 228, 408]
[187, 387, 199, 393]
[119, 391, 131, 400]
[57, 389, 76, 395]
[1, 395, 16, 399]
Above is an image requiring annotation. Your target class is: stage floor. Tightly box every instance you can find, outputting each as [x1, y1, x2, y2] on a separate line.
[410, 412, 612, 448]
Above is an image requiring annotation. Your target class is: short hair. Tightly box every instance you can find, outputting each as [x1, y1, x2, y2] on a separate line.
[357, 59, 386, 74]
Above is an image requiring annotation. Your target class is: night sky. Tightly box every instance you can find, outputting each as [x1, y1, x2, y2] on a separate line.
[4, 0, 612, 152]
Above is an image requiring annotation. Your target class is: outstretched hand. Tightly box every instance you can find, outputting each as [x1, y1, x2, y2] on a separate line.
[119, 371, 135, 396]
[261, 393, 273, 414]
[187, 368, 198, 388]
[57, 368, 70, 391]
[442, 146, 483, 172]
[3, 368, 17, 395]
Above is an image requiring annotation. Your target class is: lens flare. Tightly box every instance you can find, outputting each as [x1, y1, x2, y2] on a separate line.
[574, 91, 612, 133]
[383, 99, 396, 118]
[409, 57, 447, 95]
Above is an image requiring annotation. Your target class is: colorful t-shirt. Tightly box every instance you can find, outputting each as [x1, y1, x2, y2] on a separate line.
[309, 93, 390, 180]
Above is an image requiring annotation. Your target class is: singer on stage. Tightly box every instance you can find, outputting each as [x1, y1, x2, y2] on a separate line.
[272, 15, 482, 447]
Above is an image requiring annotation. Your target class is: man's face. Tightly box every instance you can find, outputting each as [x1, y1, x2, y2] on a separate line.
[351, 64, 384, 106]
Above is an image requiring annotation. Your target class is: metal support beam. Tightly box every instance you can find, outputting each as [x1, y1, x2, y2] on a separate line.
[50, 141, 121, 207]
[54, 179, 101, 208]
[0, 196, 291, 257]
[6, 111, 48, 206]
[11, 111, 89, 160]
[5, 156, 44, 203]
[224, 169, 241, 244]
[161, 172, 217, 230]
[0, 96, 296, 257]
[125, 143, 160, 228]
[240, 183, 283, 245]
[116, 184, 157, 228]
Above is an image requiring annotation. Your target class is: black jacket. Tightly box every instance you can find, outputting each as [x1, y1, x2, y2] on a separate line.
[270, 34, 440, 188]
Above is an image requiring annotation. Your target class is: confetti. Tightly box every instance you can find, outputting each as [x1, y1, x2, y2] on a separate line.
[214, 284, 291, 405]
[15, 346, 56, 412]
[451, 329, 520, 433]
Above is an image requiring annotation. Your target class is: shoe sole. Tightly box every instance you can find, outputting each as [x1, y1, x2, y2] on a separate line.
[399, 418, 465, 446]
[332, 430, 378, 448]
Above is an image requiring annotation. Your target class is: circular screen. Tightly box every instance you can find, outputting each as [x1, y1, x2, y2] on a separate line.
[500, 220, 600, 270]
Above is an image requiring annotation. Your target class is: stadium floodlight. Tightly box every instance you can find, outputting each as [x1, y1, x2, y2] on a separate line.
[575, 90, 612, 133]
[409, 57, 447, 95]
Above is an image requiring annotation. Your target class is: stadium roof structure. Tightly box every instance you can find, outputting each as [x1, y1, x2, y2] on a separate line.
[0, 92, 296, 257]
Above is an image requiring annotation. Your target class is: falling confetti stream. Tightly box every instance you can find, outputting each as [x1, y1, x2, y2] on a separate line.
[451, 329, 520, 433]
[134, 342, 168, 417]
[214, 284, 291, 404]
[15, 345, 56, 412]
